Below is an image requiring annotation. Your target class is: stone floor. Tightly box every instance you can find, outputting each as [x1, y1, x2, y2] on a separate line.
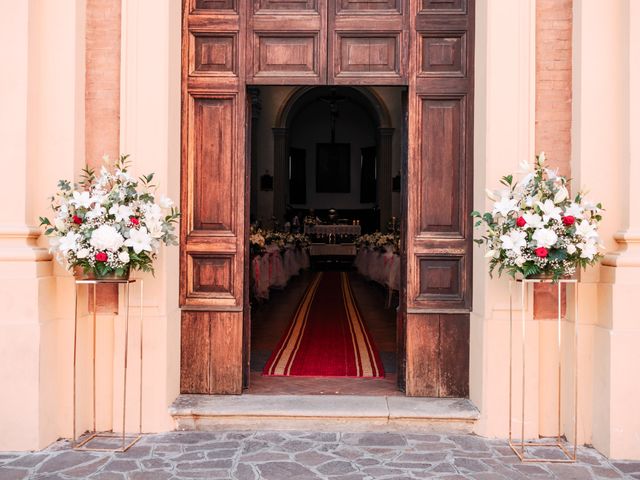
[1, 430, 638, 480]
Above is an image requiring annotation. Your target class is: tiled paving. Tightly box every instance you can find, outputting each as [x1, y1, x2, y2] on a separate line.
[1, 430, 638, 479]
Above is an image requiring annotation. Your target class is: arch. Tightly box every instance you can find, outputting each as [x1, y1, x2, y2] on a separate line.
[272, 86, 394, 225]
[275, 86, 393, 130]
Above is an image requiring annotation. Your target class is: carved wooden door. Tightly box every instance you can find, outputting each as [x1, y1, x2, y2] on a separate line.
[405, 0, 474, 396]
[180, 0, 247, 394]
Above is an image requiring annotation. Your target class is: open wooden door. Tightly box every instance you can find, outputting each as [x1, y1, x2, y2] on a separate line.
[180, 0, 248, 394]
[405, 0, 474, 397]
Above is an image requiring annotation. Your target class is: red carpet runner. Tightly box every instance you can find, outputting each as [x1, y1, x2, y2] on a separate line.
[263, 271, 385, 378]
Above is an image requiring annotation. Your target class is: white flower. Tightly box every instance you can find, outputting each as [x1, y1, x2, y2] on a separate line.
[553, 186, 569, 204]
[499, 230, 527, 252]
[118, 250, 130, 264]
[538, 151, 546, 164]
[532, 228, 558, 248]
[125, 227, 153, 254]
[564, 202, 584, 219]
[515, 256, 526, 267]
[493, 196, 518, 216]
[159, 195, 174, 209]
[537, 199, 562, 223]
[54, 217, 68, 232]
[566, 244, 577, 255]
[577, 240, 598, 260]
[109, 204, 134, 223]
[484, 249, 496, 258]
[522, 213, 544, 229]
[524, 196, 535, 207]
[70, 191, 93, 209]
[147, 220, 164, 239]
[76, 248, 90, 259]
[90, 224, 125, 251]
[85, 204, 106, 220]
[546, 168, 558, 180]
[575, 220, 598, 240]
[59, 232, 81, 255]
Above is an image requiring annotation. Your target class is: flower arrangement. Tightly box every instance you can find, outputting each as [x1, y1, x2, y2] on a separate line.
[357, 232, 400, 253]
[40, 155, 179, 278]
[249, 228, 310, 257]
[472, 153, 603, 280]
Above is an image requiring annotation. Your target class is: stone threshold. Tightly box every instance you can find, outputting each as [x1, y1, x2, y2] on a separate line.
[170, 394, 479, 433]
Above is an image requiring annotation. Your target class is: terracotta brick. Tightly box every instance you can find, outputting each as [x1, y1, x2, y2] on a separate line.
[85, 0, 121, 312]
[534, 0, 572, 319]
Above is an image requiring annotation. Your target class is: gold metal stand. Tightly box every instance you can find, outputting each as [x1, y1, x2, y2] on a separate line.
[509, 278, 579, 463]
[72, 277, 144, 452]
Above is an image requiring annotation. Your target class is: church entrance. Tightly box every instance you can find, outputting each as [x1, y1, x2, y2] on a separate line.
[246, 86, 403, 394]
[179, 0, 474, 398]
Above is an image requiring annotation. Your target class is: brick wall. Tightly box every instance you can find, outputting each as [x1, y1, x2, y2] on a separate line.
[534, 0, 573, 319]
[85, 0, 121, 168]
[85, 0, 121, 311]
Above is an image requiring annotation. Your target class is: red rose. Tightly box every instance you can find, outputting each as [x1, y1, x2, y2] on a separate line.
[516, 216, 526, 227]
[72, 215, 82, 225]
[562, 215, 575, 226]
[534, 247, 548, 258]
[95, 252, 108, 262]
[130, 216, 140, 225]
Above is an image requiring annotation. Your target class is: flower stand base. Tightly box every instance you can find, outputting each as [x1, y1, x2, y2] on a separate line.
[508, 278, 579, 463]
[72, 277, 144, 453]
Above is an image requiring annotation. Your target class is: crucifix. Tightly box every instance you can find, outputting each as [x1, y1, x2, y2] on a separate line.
[319, 88, 347, 144]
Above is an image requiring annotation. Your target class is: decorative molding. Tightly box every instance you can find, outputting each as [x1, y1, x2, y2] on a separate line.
[0, 225, 51, 262]
[602, 230, 640, 267]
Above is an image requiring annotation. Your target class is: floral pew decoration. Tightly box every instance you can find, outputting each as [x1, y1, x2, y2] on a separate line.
[249, 228, 311, 300]
[354, 231, 401, 297]
[472, 152, 604, 280]
[40, 155, 179, 279]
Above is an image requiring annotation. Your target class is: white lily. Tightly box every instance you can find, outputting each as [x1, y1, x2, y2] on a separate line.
[575, 220, 598, 239]
[532, 228, 558, 248]
[159, 195, 174, 209]
[522, 212, 544, 229]
[566, 244, 577, 254]
[109, 204, 134, 223]
[70, 191, 93, 209]
[577, 240, 598, 260]
[484, 249, 497, 258]
[564, 202, 584, 219]
[537, 199, 562, 223]
[125, 227, 153, 254]
[553, 186, 569, 204]
[499, 230, 527, 252]
[493, 196, 518, 217]
[59, 231, 81, 255]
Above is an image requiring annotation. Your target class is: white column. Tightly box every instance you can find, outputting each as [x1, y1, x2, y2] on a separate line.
[0, 0, 84, 450]
[574, 0, 640, 459]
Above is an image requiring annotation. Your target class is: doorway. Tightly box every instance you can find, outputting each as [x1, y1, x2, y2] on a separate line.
[245, 86, 405, 395]
[179, 0, 474, 398]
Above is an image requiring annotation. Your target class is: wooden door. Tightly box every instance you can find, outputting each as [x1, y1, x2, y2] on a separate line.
[405, 0, 474, 396]
[180, 0, 247, 394]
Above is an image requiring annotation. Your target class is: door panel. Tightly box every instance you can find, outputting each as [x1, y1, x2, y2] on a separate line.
[329, 0, 407, 84]
[248, 0, 327, 84]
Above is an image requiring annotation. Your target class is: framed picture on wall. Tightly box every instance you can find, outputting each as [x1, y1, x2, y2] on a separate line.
[316, 143, 350, 193]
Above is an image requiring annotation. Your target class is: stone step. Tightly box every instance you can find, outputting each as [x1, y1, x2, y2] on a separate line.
[170, 394, 479, 433]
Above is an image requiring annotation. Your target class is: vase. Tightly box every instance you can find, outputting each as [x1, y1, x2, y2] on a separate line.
[525, 272, 574, 281]
[73, 266, 131, 281]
